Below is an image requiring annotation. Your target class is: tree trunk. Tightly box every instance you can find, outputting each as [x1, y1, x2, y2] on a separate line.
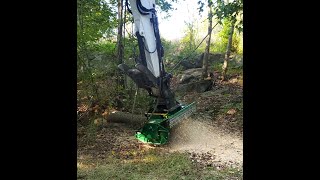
[222, 19, 235, 81]
[117, 0, 125, 87]
[202, 4, 213, 79]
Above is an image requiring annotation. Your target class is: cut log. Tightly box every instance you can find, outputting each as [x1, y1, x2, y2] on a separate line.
[106, 111, 147, 128]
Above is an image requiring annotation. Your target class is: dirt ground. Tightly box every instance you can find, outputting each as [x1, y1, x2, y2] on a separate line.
[78, 78, 243, 171]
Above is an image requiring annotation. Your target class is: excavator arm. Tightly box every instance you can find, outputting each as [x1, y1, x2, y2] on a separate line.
[118, 0, 195, 145]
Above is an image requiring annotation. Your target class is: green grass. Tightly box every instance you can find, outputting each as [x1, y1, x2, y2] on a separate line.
[77, 151, 242, 180]
[227, 66, 243, 76]
[221, 101, 243, 113]
[211, 60, 242, 77]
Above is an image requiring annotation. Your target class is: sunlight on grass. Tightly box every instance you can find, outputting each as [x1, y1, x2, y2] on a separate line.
[78, 151, 243, 180]
[77, 162, 95, 171]
[139, 143, 156, 150]
[77, 162, 88, 169]
[142, 154, 158, 163]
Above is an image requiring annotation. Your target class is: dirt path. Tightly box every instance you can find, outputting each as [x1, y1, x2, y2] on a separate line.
[167, 117, 242, 167]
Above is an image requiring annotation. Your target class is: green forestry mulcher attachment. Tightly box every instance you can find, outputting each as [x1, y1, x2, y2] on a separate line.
[136, 102, 196, 145]
[118, 0, 196, 145]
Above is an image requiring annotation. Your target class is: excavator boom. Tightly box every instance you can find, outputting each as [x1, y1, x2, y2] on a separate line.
[118, 0, 196, 145]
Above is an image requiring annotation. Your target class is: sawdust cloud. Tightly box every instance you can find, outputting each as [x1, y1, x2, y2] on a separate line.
[167, 118, 243, 165]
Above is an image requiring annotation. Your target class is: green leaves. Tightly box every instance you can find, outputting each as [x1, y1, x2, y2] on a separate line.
[214, 0, 243, 32]
[198, 1, 205, 14]
[197, 0, 243, 32]
[77, 0, 117, 45]
[156, 0, 177, 12]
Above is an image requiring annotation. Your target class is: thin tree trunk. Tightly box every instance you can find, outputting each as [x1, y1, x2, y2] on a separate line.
[202, 4, 213, 78]
[222, 19, 235, 81]
[117, 0, 124, 87]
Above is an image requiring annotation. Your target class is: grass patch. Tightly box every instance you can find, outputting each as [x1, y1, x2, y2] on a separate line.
[211, 62, 223, 73]
[221, 101, 243, 114]
[77, 151, 242, 180]
[228, 67, 243, 76]
[84, 124, 98, 144]
[210, 60, 243, 77]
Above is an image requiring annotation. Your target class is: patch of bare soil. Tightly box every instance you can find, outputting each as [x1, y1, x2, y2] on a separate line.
[77, 123, 140, 161]
[166, 117, 243, 168]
